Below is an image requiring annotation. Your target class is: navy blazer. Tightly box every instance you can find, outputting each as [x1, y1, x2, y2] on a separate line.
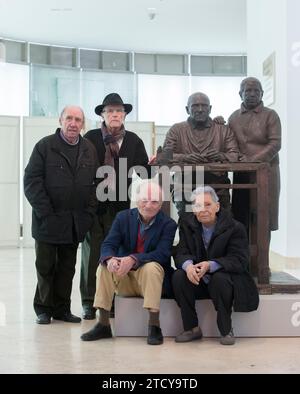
[101, 208, 177, 297]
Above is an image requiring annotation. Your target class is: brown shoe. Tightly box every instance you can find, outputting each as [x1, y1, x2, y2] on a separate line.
[175, 327, 203, 343]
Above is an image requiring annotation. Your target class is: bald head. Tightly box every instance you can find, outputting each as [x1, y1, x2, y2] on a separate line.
[59, 105, 85, 144]
[187, 92, 210, 107]
[186, 92, 211, 125]
[60, 106, 85, 127]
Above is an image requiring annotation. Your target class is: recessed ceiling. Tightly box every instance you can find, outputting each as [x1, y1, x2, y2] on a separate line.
[0, 0, 246, 54]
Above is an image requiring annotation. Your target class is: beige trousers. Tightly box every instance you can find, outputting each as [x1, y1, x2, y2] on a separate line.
[93, 262, 164, 311]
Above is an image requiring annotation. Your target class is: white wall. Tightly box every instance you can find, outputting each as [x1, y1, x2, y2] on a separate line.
[0, 116, 20, 246]
[138, 74, 244, 125]
[0, 63, 29, 116]
[247, 0, 288, 256]
[286, 0, 300, 257]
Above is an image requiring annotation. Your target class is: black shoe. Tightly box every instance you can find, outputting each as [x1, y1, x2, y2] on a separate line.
[53, 312, 81, 323]
[82, 306, 96, 320]
[36, 313, 51, 325]
[81, 322, 112, 341]
[147, 325, 163, 345]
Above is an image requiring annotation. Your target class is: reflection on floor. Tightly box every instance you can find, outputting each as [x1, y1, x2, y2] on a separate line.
[0, 247, 300, 374]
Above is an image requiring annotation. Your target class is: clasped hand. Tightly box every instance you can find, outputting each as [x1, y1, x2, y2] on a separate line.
[205, 148, 225, 162]
[107, 256, 135, 277]
[186, 261, 210, 285]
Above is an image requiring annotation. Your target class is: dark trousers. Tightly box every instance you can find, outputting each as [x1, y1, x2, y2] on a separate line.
[34, 241, 78, 316]
[172, 269, 234, 336]
[80, 210, 115, 307]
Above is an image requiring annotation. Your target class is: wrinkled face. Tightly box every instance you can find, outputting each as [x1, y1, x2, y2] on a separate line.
[101, 104, 126, 130]
[192, 193, 219, 226]
[59, 106, 84, 143]
[240, 81, 263, 109]
[186, 94, 211, 124]
[137, 184, 163, 223]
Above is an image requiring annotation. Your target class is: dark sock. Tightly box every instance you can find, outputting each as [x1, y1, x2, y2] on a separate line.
[99, 308, 110, 326]
[149, 311, 160, 327]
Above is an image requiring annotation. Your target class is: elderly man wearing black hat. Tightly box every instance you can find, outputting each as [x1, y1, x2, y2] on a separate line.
[80, 93, 150, 320]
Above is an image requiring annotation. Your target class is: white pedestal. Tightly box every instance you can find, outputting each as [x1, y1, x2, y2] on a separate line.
[114, 295, 300, 337]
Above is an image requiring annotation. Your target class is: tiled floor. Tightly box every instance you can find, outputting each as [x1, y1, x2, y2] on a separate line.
[0, 247, 300, 374]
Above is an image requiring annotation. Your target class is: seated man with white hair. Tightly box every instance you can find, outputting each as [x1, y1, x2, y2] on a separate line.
[81, 180, 177, 345]
[172, 186, 259, 345]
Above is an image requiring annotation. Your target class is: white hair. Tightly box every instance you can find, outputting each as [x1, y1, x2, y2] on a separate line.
[190, 185, 219, 204]
[59, 105, 86, 130]
[135, 180, 164, 202]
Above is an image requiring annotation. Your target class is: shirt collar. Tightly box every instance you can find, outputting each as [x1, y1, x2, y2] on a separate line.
[59, 129, 80, 145]
[138, 213, 156, 229]
[241, 101, 264, 114]
[202, 223, 216, 233]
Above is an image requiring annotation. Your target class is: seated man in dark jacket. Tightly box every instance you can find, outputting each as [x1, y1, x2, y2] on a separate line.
[81, 181, 177, 345]
[172, 185, 259, 345]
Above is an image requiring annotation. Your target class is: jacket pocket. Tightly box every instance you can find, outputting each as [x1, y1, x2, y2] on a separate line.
[46, 212, 70, 236]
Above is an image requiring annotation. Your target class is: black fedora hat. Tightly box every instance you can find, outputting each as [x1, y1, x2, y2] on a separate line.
[95, 93, 133, 115]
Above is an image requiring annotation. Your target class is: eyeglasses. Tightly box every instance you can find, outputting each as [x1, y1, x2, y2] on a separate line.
[102, 109, 125, 114]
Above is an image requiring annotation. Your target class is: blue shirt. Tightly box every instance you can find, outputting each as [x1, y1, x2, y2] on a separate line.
[137, 213, 156, 236]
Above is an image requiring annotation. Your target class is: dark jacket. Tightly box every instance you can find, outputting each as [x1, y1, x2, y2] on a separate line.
[84, 128, 150, 214]
[174, 209, 259, 312]
[24, 129, 98, 244]
[101, 208, 177, 297]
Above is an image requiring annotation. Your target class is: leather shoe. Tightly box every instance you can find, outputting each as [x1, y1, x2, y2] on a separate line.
[147, 325, 163, 345]
[36, 313, 51, 325]
[81, 322, 112, 341]
[220, 328, 235, 345]
[175, 326, 203, 343]
[53, 312, 81, 323]
[82, 306, 96, 320]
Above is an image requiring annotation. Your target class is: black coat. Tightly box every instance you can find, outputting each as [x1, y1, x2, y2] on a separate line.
[24, 129, 99, 244]
[84, 128, 150, 214]
[174, 209, 259, 312]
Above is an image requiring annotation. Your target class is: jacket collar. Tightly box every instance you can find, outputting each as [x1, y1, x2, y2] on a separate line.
[53, 128, 87, 151]
[183, 209, 234, 236]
